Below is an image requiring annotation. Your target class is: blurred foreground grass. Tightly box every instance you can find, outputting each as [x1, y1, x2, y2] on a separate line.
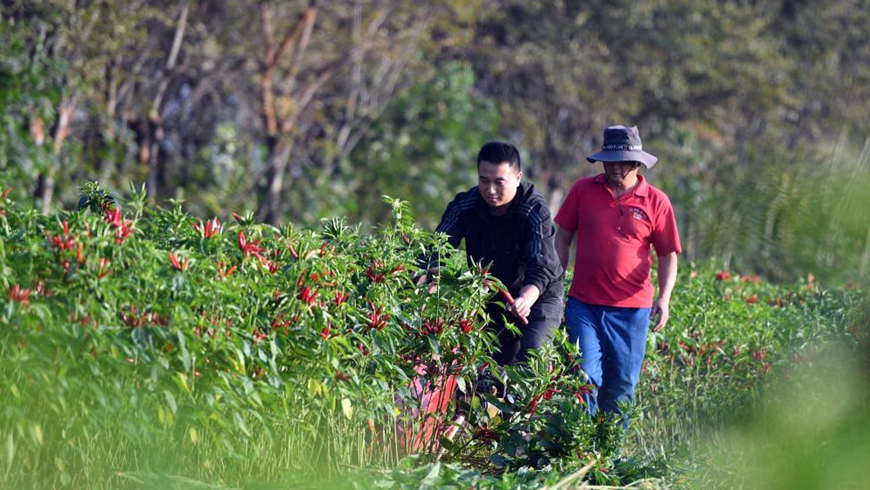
[689, 343, 870, 490]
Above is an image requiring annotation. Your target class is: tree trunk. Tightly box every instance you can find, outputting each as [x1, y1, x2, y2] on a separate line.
[143, 2, 188, 203]
[35, 97, 76, 214]
[257, 136, 294, 225]
[146, 116, 166, 203]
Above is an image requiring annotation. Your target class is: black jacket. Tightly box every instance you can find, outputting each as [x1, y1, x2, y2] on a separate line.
[433, 182, 564, 310]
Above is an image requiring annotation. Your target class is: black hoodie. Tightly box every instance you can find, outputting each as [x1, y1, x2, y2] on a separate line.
[433, 181, 564, 316]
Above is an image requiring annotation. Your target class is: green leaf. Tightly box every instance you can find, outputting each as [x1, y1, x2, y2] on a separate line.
[455, 375, 467, 394]
[174, 373, 191, 395]
[341, 398, 353, 420]
[5, 432, 15, 470]
[177, 331, 191, 372]
[163, 390, 177, 415]
[233, 412, 251, 437]
[420, 461, 441, 485]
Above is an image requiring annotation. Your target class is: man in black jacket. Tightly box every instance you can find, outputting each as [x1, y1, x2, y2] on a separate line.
[432, 141, 564, 365]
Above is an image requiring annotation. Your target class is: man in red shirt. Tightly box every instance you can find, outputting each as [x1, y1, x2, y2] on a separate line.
[554, 125, 680, 432]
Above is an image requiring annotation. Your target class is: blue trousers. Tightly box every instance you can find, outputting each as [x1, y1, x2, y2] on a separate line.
[564, 297, 650, 432]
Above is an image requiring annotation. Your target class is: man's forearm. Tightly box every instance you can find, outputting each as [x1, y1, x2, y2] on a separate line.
[657, 252, 678, 302]
[554, 227, 574, 273]
[519, 284, 541, 304]
[555, 243, 569, 273]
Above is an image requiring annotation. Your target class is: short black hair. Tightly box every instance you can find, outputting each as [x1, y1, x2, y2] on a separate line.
[477, 141, 521, 171]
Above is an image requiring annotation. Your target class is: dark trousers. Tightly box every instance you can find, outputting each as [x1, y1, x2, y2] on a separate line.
[486, 294, 562, 366]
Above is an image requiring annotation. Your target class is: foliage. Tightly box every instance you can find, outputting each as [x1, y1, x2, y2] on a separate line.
[0, 185, 617, 488]
[691, 347, 870, 490]
[0, 16, 61, 201]
[1, 184, 864, 489]
[632, 262, 864, 453]
[4, 1, 870, 285]
[343, 61, 501, 229]
[364, 261, 865, 489]
[457, 0, 870, 285]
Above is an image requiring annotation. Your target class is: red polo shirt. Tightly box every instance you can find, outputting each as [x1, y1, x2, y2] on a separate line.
[554, 174, 681, 308]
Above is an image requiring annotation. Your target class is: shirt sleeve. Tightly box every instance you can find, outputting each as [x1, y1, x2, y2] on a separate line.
[651, 196, 682, 256]
[419, 193, 467, 270]
[434, 194, 466, 249]
[553, 181, 580, 232]
[523, 202, 563, 293]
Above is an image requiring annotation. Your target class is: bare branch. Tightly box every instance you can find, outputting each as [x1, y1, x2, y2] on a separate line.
[262, 2, 321, 137]
[337, 9, 433, 158]
[261, 2, 275, 66]
[165, 2, 189, 71]
[284, 3, 319, 91]
[344, 3, 364, 123]
[151, 2, 190, 120]
[271, 1, 321, 69]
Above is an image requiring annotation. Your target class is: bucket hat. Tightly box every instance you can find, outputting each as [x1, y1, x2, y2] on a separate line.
[586, 125, 658, 169]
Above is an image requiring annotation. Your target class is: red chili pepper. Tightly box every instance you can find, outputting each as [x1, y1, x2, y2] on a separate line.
[299, 286, 318, 305]
[334, 291, 348, 307]
[169, 252, 183, 271]
[528, 394, 541, 415]
[423, 318, 444, 336]
[390, 264, 405, 275]
[204, 217, 220, 238]
[6, 284, 32, 305]
[542, 387, 560, 400]
[98, 258, 112, 278]
[458, 318, 474, 333]
[496, 286, 514, 304]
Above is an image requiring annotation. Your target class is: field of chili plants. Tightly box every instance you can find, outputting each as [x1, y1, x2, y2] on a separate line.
[0, 183, 866, 489]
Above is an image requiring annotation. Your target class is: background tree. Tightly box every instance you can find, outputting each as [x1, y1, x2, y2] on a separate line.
[2, 0, 869, 283]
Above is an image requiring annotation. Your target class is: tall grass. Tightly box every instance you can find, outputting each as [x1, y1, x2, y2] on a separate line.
[660, 130, 870, 286]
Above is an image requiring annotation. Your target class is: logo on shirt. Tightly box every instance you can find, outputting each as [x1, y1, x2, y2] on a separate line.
[627, 206, 649, 223]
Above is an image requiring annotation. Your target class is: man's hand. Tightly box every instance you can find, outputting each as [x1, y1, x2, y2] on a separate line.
[414, 268, 440, 287]
[509, 285, 540, 323]
[650, 297, 669, 332]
